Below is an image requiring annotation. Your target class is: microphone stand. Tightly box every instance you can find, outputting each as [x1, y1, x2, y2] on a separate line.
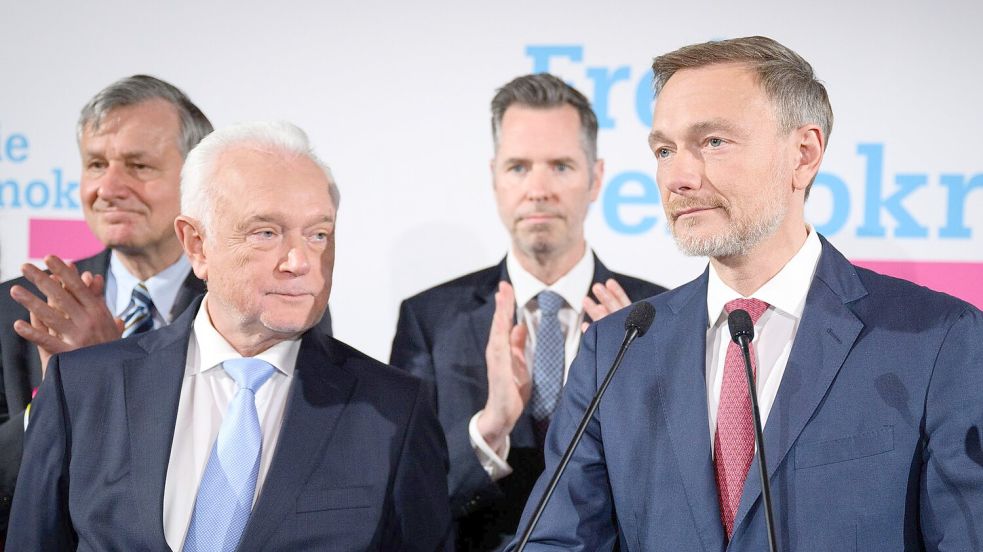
[515, 303, 654, 551]
[731, 312, 778, 552]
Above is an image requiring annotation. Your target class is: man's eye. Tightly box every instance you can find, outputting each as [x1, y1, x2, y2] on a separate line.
[708, 138, 724, 147]
[655, 148, 671, 159]
[508, 165, 526, 174]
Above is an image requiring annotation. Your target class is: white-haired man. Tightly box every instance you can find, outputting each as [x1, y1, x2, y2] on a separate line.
[9, 122, 451, 551]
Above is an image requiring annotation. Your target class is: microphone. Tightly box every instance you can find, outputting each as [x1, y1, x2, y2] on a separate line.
[727, 309, 778, 552]
[515, 302, 655, 551]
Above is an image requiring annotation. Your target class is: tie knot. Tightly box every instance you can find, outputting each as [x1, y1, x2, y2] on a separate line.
[131, 282, 152, 308]
[724, 298, 769, 324]
[537, 290, 565, 317]
[222, 358, 276, 392]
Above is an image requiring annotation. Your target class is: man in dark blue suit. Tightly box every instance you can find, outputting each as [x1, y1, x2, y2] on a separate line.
[391, 74, 666, 550]
[9, 121, 450, 550]
[511, 36, 983, 550]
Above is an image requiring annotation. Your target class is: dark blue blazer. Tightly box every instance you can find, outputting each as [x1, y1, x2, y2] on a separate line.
[0, 250, 331, 537]
[390, 255, 666, 551]
[511, 237, 983, 551]
[8, 298, 449, 551]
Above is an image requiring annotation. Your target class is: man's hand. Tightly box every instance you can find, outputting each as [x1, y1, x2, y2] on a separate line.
[581, 278, 631, 332]
[476, 281, 531, 454]
[9, 255, 124, 378]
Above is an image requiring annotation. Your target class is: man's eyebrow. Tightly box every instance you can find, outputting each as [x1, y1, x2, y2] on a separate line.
[648, 130, 671, 148]
[305, 214, 335, 226]
[499, 156, 530, 165]
[688, 118, 743, 138]
[649, 118, 745, 148]
[549, 156, 580, 166]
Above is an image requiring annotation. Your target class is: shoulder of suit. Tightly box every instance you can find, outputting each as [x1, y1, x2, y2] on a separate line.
[324, 335, 426, 389]
[607, 270, 669, 300]
[0, 275, 32, 326]
[400, 264, 500, 308]
[849, 264, 980, 323]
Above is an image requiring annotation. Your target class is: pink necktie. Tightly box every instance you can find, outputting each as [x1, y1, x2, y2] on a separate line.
[715, 298, 769, 538]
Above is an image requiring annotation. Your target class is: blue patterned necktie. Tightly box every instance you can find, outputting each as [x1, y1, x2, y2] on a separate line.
[184, 358, 276, 552]
[530, 290, 565, 422]
[120, 282, 154, 337]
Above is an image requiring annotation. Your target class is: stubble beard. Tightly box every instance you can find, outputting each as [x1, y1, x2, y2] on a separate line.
[669, 193, 787, 258]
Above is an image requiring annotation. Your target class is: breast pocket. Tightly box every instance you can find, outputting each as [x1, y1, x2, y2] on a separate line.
[296, 485, 375, 513]
[795, 426, 894, 469]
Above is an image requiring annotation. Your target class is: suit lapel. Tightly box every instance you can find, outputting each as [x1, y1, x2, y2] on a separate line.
[74, 249, 111, 278]
[653, 272, 727, 551]
[240, 331, 358, 551]
[467, 259, 506, 358]
[731, 238, 867, 539]
[124, 302, 198, 548]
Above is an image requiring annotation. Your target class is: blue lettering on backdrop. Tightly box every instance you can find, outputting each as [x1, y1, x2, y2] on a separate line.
[525, 45, 982, 241]
[0, 125, 81, 210]
[603, 172, 660, 234]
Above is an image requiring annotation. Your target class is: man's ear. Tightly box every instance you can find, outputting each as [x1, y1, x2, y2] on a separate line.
[174, 216, 208, 282]
[589, 158, 605, 202]
[793, 125, 824, 192]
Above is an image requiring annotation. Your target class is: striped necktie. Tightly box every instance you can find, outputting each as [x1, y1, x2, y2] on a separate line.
[120, 282, 154, 337]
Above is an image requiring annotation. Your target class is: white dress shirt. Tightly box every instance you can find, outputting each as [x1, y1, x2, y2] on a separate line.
[705, 228, 822, 450]
[162, 295, 300, 550]
[469, 246, 596, 479]
[106, 251, 192, 327]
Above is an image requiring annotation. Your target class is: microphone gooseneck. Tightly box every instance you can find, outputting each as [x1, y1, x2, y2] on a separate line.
[726, 308, 778, 552]
[515, 302, 655, 551]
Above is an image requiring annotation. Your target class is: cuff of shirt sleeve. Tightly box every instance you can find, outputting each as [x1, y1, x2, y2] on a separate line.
[24, 386, 39, 431]
[468, 411, 513, 480]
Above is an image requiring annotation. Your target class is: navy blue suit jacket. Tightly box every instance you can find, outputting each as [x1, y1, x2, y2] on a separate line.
[390, 255, 666, 551]
[0, 250, 331, 537]
[8, 298, 449, 551]
[511, 237, 983, 551]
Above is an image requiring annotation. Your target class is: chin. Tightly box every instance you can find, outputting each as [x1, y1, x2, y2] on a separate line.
[260, 317, 315, 336]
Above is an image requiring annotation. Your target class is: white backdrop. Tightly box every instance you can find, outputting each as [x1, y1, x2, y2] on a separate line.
[2, 0, 981, 362]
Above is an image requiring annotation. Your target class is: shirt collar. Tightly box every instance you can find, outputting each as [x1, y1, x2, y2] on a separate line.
[191, 294, 300, 377]
[506, 244, 595, 312]
[706, 226, 822, 326]
[108, 252, 192, 321]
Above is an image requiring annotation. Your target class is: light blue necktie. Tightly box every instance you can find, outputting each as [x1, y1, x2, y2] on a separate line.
[531, 290, 565, 422]
[184, 358, 276, 552]
[120, 282, 154, 337]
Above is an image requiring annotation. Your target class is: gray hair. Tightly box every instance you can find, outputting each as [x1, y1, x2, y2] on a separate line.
[490, 73, 600, 168]
[77, 75, 213, 158]
[180, 121, 340, 236]
[652, 36, 832, 197]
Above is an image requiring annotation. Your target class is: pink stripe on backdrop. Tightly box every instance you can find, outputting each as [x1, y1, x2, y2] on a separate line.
[28, 219, 103, 261]
[852, 260, 983, 309]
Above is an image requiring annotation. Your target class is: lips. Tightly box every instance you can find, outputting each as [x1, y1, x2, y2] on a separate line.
[668, 200, 725, 222]
[673, 206, 719, 218]
[267, 291, 316, 298]
[517, 210, 562, 224]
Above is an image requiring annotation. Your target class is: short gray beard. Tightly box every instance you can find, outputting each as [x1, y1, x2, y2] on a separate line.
[669, 198, 787, 258]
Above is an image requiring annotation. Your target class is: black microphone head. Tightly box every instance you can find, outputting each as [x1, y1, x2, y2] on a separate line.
[624, 302, 656, 337]
[727, 309, 754, 344]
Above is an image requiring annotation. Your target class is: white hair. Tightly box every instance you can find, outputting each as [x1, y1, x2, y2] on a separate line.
[180, 121, 340, 235]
